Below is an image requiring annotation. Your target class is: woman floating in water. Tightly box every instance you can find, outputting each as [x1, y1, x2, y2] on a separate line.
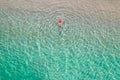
[58, 19, 63, 27]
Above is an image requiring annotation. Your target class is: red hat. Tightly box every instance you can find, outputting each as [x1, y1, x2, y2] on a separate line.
[58, 19, 63, 23]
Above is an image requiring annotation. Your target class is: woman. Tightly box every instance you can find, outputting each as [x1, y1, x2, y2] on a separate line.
[58, 19, 63, 27]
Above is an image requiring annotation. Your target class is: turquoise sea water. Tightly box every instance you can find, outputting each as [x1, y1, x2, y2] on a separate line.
[0, 9, 120, 80]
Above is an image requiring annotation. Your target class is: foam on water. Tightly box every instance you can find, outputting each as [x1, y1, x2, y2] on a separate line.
[0, 8, 120, 80]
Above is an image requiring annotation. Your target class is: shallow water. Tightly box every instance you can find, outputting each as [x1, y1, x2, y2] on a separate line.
[0, 8, 120, 80]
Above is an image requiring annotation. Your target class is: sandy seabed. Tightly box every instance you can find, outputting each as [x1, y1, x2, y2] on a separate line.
[0, 0, 120, 80]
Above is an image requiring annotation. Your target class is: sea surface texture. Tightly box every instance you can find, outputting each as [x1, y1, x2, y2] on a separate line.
[0, 0, 120, 80]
